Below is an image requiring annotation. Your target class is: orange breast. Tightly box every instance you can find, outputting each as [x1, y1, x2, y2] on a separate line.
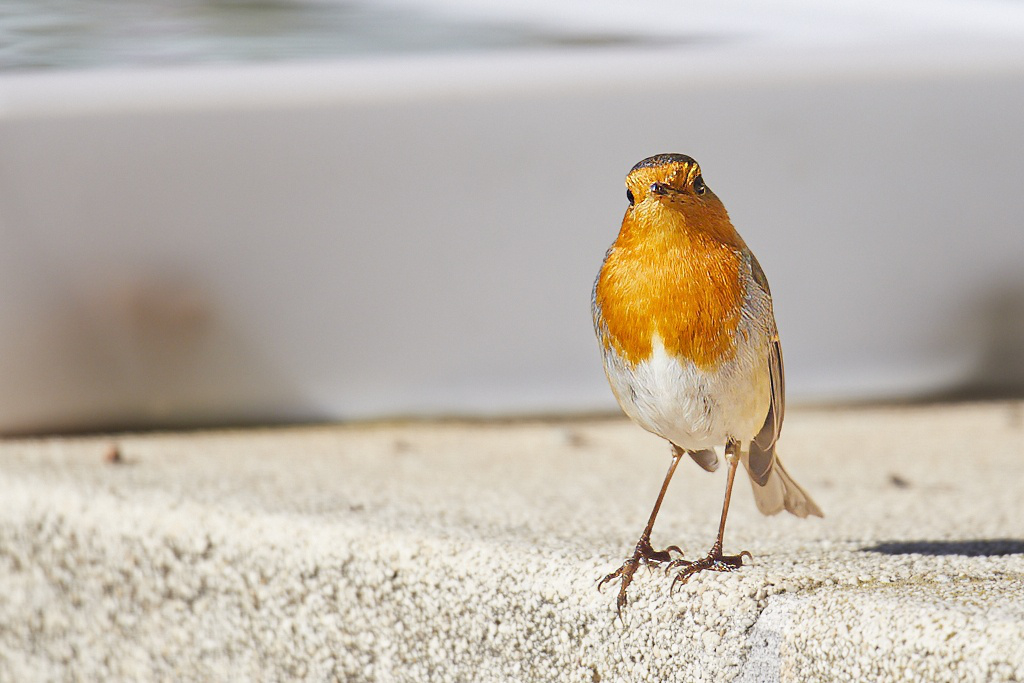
[595, 205, 746, 369]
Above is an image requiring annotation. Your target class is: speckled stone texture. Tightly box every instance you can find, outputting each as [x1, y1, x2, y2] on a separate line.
[1, 402, 1023, 682]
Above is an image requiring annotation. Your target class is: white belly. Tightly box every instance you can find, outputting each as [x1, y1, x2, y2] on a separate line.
[601, 333, 770, 451]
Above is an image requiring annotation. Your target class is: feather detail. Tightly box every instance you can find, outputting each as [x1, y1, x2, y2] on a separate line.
[741, 451, 823, 518]
[747, 252, 783, 487]
[674, 444, 719, 472]
[748, 336, 783, 486]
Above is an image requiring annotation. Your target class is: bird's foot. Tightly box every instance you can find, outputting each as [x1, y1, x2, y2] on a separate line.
[667, 545, 752, 591]
[598, 535, 682, 612]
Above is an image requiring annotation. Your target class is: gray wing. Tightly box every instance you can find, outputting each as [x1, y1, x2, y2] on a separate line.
[747, 253, 783, 487]
[688, 448, 720, 472]
[672, 444, 719, 472]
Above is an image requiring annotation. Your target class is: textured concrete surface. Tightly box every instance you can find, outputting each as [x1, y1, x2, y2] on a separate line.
[1, 402, 1023, 682]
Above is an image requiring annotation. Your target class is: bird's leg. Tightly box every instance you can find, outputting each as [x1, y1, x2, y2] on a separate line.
[667, 439, 751, 589]
[598, 450, 684, 612]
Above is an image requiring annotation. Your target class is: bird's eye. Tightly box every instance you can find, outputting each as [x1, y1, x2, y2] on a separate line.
[693, 175, 707, 196]
[626, 188, 635, 206]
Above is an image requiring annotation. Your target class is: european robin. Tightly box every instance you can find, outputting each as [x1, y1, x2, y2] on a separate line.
[593, 153, 822, 611]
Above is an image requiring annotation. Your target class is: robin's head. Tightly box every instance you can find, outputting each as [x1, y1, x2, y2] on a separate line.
[625, 153, 719, 210]
[620, 153, 739, 245]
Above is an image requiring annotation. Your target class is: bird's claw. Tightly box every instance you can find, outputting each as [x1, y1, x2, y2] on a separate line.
[597, 536, 683, 612]
[667, 549, 752, 591]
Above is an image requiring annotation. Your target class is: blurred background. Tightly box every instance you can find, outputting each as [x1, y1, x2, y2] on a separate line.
[1, 0, 1023, 433]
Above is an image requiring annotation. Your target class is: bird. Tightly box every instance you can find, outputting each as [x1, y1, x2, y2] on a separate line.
[592, 153, 822, 612]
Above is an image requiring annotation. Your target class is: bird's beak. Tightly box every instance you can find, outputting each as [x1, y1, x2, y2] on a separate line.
[649, 182, 683, 200]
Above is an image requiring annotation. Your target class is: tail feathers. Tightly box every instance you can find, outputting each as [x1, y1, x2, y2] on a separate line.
[741, 451, 823, 518]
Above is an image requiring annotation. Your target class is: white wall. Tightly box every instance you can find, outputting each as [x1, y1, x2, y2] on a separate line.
[1, 40, 1023, 432]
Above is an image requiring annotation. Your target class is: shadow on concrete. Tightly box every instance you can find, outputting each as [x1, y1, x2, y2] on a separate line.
[861, 539, 1024, 557]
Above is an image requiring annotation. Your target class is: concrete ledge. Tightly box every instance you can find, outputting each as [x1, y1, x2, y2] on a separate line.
[2, 402, 1023, 681]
